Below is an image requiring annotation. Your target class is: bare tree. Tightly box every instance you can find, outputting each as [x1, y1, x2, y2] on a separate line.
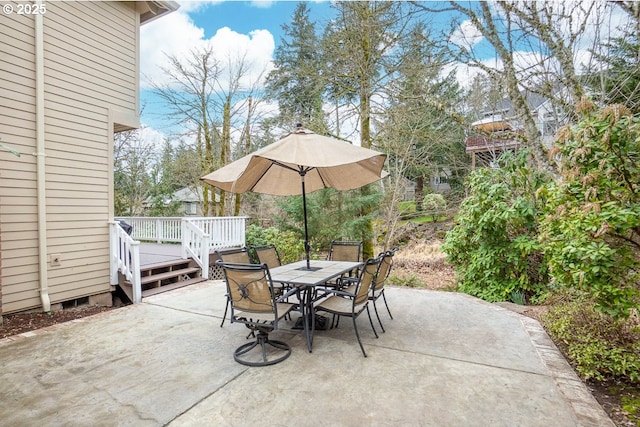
[150, 47, 221, 215]
[114, 128, 157, 216]
[150, 46, 268, 216]
[415, 1, 614, 174]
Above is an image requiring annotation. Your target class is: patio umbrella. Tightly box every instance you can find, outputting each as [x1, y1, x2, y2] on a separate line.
[201, 125, 388, 269]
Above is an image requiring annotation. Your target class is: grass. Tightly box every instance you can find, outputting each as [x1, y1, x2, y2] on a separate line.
[399, 214, 449, 224]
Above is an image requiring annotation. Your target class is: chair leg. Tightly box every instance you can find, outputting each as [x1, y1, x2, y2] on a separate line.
[382, 290, 393, 319]
[352, 316, 367, 358]
[220, 297, 230, 327]
[372, 299, 385, 333]
[366, 305, 379, 339]
[233, 330, 292, 367]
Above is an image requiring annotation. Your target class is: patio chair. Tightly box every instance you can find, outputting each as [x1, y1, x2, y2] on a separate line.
[216, 247, 252, 327]
[313, 256, 382, 357]
[218, 261, 296, 366]
[345, 247, 398, 333]
[251, 244, 282, 269]
[251, 244, 295, 311]
[328, 240, 363, 263]
[322, 240, 363, 290]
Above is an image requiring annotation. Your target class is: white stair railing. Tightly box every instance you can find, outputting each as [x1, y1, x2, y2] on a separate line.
[109, 221, 142, 303]
[112, 216, 247, 299]
[181, 219, 211, 279]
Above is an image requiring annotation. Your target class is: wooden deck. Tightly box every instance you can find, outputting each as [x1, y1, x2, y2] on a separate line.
[139, 243, 185, 268]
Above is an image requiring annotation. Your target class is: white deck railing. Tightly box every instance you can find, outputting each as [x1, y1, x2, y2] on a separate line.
[111, 216, 247, 302]
[114, 216, 247, 249]
[185, 217, 247, 250]
[115, 217, 182, 243]
[182, 220, 211, 279]
[109, 221, 142, 303]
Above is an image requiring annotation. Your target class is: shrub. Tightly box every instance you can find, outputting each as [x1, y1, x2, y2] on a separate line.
[543, 293, 640, 383]
[442, 150, 550, 303]
[538, 102, 640, 319]
[422, 193, 447, 220]
[423, 193, 446, 212]
[245, 224, 305, 264]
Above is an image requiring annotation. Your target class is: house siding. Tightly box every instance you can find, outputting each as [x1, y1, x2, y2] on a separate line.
[0, 1, 140, 313]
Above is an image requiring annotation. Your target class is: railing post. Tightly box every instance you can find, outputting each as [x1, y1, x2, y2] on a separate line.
[201, 233, 210, 279]
[130, 241, 141, 303]
[239, 217, 246, 246]
[109, 221, 118, 285]
[181, 219, 188, 259]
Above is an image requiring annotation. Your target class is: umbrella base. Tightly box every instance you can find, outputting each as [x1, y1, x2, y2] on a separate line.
[295, 266, 322, 272]
[292, 314, 329, 331]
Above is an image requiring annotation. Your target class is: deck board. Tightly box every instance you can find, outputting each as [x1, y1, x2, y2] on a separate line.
[139, 243, 184, 267]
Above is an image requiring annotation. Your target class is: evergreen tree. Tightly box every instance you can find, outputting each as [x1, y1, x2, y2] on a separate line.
[265, 2, 327, 133]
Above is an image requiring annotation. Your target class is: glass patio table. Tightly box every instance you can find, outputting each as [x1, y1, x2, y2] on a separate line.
[269, 259, 363, 353]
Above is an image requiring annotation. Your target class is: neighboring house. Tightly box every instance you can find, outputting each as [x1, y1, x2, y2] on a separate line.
[465, 92, 564, 169]
[0, 1, 178, 315]
[398, 171, 451, 203]
[172, 187, 202, 216]
[143, 187, 211, 216]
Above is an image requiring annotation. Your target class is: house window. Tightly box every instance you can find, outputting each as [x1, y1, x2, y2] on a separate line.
[185, 202, 197, 215]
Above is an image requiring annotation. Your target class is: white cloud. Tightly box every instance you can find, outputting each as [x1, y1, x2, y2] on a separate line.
[140, 11, 206, 87]
[250, 0, 274, 9]
[207, 27, 275, 90]
[449, 19, 484, 50]
[176, 0, 223, 13]
[138, 125, 169, 154]
[139, 5, 278, 147]
[140, 9, 275, 90]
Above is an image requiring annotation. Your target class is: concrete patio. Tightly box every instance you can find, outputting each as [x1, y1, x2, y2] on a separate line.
[0, 281, 614, 427]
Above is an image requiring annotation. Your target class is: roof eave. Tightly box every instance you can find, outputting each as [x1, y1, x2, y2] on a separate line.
[138, 1, 180, 25]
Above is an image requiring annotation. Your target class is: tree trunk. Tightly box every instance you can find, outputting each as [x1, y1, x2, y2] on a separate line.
[415, 176, 424, 211]
[219, 99, 231, 216]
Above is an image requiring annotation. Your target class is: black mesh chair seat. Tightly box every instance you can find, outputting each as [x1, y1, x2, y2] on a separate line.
[319, 240, 363, 292]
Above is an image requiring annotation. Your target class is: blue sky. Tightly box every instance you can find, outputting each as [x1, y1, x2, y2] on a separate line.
[139, 1, 337, 137]
[137, 1, 624, 145]
[187, 1, 335, 41]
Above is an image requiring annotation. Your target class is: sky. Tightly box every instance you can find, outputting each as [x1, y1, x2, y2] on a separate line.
[139, 1, 335, 140]
[138, 1, 627, 147]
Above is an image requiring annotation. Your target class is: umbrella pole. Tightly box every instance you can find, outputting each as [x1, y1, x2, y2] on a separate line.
[301, 174, 311, 270]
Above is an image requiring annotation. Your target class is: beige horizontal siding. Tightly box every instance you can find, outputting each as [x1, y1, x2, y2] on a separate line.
[0, 5, 38, 313]
[1, 1, 141, 313]
[0, 86, 36, 110]
[43, 2, 137, 111]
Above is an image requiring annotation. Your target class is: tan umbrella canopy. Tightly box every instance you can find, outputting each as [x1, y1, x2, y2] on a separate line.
[201, 125, 388, 269]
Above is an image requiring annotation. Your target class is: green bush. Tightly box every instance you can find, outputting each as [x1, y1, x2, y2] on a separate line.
[538, 102, 640, 319]
[543, 294, 640, 383]
[245, 224, 305, 264]
[442, 150, 550, 303]
[423, 193, 447, 214]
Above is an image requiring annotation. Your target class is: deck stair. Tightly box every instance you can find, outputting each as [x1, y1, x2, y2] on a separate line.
[119, 257, 205, 302]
